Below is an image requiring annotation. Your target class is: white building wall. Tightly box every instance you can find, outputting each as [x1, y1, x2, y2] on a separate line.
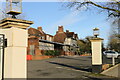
[39, 35, 54, 50]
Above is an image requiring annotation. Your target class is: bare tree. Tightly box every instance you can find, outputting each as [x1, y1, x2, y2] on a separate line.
[63, 0, 120, 51]
[64, 0, 120, 17]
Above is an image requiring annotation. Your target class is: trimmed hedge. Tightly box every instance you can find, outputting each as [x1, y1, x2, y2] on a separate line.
[44, 50, 60, 56]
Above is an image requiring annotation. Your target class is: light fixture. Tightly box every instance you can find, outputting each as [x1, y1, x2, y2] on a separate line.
[93, 28, 99, 38]
[6, 0, 22, 18]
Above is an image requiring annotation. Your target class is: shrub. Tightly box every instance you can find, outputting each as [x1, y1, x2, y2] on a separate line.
[44, 50, 60, 56]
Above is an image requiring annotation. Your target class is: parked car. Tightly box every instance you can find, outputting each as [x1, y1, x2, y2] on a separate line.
[103, 50, 120, 58]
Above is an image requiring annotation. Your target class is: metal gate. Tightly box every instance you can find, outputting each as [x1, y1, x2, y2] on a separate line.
[0, 34, 5, 80]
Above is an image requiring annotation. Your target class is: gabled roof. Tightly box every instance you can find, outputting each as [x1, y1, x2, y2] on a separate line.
[66, 32, 74, 38]
[46, 34, 53, 37]
[28, 27, 46, 36]
[54, 26, 79, 43]
[28, 27, 40, 36]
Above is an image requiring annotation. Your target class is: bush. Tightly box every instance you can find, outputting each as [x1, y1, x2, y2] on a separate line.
[44, 50, 60, 56]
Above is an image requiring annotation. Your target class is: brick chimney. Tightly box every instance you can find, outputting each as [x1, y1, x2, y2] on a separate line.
[38, 27, 42, 31]
[58, 26, 64, 33]
[66, 30, 69, 33]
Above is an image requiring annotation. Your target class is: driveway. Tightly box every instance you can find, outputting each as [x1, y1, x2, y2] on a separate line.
[27, 56, 117, 79]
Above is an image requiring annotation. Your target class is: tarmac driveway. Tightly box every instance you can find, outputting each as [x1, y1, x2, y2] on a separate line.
[27, 56, 92, 78]
[27, 56, 117, 79]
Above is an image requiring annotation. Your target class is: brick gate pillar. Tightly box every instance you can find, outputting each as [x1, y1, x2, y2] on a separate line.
[0, 18, 33, 79]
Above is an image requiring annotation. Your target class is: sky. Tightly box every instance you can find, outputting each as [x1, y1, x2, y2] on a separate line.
[0, 1, 111, 47]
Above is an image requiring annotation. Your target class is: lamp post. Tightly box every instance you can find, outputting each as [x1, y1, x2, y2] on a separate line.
[93, 28, 99, 38]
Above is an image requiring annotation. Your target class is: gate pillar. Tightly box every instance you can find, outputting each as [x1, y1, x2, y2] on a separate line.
[0, 18, 33, 79]
[90, 38, 104, 73]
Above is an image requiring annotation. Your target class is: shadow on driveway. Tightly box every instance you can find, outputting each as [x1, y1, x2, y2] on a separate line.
[47, 61, 92, 72]
[58, 56, 88, 61]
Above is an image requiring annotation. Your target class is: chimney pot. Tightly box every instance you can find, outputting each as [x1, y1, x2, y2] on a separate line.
[66, 30, 69, 33]
[58, 26, 64, 32]
[38, 27, 42, 31]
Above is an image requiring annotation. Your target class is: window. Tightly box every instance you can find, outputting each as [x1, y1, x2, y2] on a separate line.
[30, 45, 35, 55]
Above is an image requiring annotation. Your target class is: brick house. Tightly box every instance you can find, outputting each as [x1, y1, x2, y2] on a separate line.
[28, 27, 54, 56]
[54, 26, 79, 55]
[27, 26, 79, 60]
[64, 31, 79, 55]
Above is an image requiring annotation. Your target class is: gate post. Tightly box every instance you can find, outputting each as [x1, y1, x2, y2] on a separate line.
[90, 38, 104, 73]
[0, 18, 33, 79]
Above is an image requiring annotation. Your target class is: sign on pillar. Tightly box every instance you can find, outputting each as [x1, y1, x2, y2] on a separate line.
[90, 38, 104, 73]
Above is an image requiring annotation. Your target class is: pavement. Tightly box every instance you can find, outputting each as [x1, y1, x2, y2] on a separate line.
[101, 64, 120, 78]
[27, 56, 120, 80]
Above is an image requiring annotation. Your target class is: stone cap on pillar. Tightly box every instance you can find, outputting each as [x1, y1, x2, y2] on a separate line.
[90, 37, 104, 42]
[0, 18, 33, 29]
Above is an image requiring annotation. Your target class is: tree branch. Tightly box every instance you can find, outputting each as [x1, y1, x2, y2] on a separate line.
[75, 1, 120, 13]
[88, 1, 120, 13]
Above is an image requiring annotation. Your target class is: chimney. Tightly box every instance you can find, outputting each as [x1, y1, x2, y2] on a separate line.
[74, 34, 78, 39]
[66, 30, 69, 33]
[58, 26, 64, 33]
[38, 27, 42, 31]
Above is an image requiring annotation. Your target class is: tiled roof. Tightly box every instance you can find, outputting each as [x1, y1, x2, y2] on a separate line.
[66, 32, 74, 38]
[28, 28, 40, 36]
[28, 27, 46, 36]
[54, 26, 79, 43]
[28, 26, 78, 43]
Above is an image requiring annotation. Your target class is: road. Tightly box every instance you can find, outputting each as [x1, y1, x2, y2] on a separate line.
[27, 56, 117, 79]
